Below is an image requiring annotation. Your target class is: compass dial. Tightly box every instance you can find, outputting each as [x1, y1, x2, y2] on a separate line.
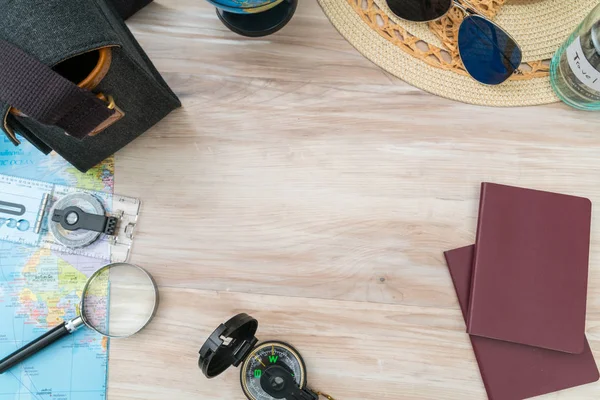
[48, 193, 105, 248]
[240, 341, 306, 400]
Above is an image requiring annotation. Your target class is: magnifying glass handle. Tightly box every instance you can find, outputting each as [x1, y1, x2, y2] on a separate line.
[0, 317, 84, 374]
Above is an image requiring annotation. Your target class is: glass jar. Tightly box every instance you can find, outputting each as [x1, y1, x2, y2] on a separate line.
[550, 4, 600, 111]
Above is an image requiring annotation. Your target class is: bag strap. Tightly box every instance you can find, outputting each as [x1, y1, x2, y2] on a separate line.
[0, 39, 115, 139]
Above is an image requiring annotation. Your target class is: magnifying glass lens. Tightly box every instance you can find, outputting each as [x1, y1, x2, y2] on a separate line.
[0, 263, 158, 375]
[82, 263, 157, 337]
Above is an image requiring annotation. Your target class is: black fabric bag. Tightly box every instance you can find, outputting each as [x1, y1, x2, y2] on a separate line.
[109, 0, 154, 19]
[0, 0, 180, 172]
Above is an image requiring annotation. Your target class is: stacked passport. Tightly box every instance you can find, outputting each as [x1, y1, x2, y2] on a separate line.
[444, 183, 599, 400]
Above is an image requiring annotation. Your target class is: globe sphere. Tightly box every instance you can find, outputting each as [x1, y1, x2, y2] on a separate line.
[205, 0, 283, 14]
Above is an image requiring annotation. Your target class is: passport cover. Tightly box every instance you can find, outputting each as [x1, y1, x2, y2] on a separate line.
[468, 183, 592, 354]
[445, 245, 599, 400]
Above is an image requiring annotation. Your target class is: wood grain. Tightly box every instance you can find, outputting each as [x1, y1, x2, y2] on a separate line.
[110, 0, 600, 398]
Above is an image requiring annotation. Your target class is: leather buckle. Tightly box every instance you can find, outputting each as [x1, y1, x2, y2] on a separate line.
[90, 93, 124, 137]
[3, 110, 20, 145]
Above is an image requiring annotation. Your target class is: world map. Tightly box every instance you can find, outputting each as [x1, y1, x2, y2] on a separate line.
[0, 133, 113, 400]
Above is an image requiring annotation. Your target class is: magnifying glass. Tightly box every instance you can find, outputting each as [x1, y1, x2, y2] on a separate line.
[0, 262, 158, 374]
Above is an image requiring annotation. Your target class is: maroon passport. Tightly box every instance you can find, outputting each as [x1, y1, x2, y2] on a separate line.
[468, 183, 592, 354]
[445, 245, 599, 400]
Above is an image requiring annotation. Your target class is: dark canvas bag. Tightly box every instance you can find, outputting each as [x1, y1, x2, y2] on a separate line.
[109, 0, 155, 19]
[0, 0, 180, 172]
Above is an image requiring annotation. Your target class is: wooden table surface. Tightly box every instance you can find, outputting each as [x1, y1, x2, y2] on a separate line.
[110, 1, 600, 399]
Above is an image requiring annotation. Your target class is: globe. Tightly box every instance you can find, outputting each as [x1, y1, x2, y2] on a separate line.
[206, 0, 297, 37]
[205, 0, 284, 14]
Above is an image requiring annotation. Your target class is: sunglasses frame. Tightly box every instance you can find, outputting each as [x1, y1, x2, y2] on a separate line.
[387, 0, 523, 84]
[455, 1, 523, 84]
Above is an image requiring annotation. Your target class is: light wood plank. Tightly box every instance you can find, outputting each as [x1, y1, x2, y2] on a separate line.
[107, 0, 600, 398]
[107, 288, 600, 400]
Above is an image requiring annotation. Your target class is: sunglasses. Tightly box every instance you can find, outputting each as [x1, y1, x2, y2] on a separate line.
[386, 0, 522, 85]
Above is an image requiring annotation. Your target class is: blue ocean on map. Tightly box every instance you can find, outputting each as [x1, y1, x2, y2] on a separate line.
[0, 134, 112, 400]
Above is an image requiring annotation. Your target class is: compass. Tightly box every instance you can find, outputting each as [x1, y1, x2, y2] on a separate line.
[199, 314, 333, 400]
[242, 341, 306, 400]
[48, 193, 118, 248]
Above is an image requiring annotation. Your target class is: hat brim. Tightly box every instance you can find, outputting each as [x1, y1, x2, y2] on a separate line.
[318, 0, 598, 107]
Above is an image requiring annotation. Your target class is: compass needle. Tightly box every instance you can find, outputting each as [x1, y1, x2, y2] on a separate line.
[255, 356, 267, 368]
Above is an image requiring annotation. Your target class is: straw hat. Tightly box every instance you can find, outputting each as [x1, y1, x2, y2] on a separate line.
[317, 0, 599, 106]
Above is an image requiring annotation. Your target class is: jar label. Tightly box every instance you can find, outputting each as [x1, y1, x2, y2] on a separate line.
[567, 36, 600, 92]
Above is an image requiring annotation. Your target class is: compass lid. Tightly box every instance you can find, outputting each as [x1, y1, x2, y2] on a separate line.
[198, 313, 259, 379]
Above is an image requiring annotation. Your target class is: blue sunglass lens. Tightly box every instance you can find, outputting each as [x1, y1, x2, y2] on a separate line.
[386, 0, 452, 22]
[458, 16, 522, 85]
